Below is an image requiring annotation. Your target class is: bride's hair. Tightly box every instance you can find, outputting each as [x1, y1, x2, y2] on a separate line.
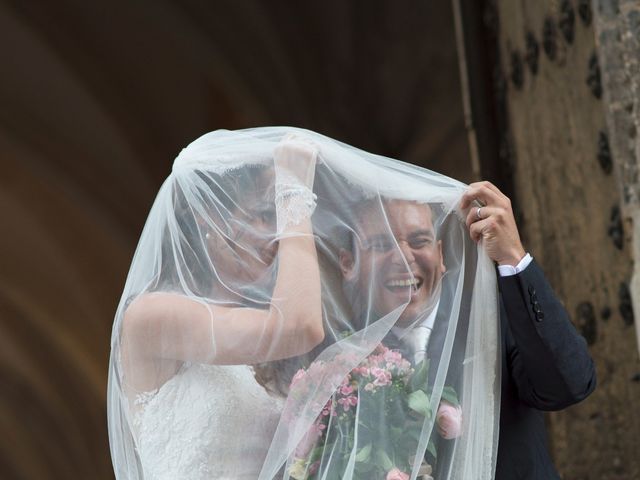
[149, 165, 273, 297]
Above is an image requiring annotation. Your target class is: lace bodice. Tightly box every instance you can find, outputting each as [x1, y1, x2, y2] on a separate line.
[133, 363, 284, 480]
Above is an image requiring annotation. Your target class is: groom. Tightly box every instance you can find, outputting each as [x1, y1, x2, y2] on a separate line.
[337, 181, 596, 480]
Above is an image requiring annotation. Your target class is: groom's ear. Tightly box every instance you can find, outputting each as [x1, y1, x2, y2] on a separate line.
[339, 248, 356, 281]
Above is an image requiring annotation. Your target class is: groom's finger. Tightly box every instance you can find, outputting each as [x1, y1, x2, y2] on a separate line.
[473, 180, 508, 202]
[468, 217, 494, 243]
[465, 206, 501, 230]
[460, 183, 501, 210]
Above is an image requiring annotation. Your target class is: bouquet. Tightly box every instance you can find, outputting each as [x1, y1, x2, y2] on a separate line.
[287, 344, 462, 480]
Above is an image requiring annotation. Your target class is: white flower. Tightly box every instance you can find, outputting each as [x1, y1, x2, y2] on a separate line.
[288, 458, 308, 480]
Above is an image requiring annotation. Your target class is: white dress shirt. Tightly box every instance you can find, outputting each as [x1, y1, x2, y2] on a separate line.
[392, 301, 439, 365]
[496, 253, 533, 277]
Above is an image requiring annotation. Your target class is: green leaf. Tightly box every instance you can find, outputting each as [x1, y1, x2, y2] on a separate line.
[355, 443, 372, 463]
[407, 390, 430, 417]
[354, 460, 375, 473]
[409, 358, 430, 392]
[308, 445, 327, 463]
[375, 448, 394, 471]
[427, 440, 438, 460]
[402, 419, 426, 443]
[440, 386, 460, 406]
[389, 426, 404, 441]
[396, 435, 419, 454]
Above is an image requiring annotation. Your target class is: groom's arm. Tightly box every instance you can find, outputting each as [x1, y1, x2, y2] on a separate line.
[498, 260, 596, 410]
[460, 181, 596, 410]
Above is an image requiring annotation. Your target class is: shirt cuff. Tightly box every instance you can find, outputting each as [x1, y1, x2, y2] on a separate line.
[497, 253, 533, 277]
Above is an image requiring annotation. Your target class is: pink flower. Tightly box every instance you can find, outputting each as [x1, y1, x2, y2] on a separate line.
[371, 367, 392, 387]
[352, 366, 370, 376]
[308, 461, 320, 475]
[337, 395, 358, 411]
[383, 349, 403, 363]
[398, 359, 412, 373]
[340, 384, 354, 396]
[436, 401, 463, 439]
[386, 467, 410, 480]
[291, 368, 306, 386]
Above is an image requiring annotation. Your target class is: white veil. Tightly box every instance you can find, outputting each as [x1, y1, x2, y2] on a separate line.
[107, 127, 500, 480]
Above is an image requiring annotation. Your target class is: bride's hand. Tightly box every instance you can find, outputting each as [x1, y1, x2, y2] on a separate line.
[273, 133, 319, 190]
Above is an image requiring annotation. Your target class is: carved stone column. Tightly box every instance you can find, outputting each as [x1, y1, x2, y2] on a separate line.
[593, 0, 640, 359]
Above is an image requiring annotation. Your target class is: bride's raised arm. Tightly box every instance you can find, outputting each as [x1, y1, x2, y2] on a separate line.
[121, 136, 323, 373]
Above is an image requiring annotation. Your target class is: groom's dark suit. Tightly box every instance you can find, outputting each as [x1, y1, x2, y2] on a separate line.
[494, 259, 596, 479]
[427, 259, 596, 479]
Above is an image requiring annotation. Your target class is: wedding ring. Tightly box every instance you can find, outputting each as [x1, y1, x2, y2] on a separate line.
[476, 207, 483, 220]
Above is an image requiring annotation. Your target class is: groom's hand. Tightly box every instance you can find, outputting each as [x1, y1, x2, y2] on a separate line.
[460, 181, 526, 266]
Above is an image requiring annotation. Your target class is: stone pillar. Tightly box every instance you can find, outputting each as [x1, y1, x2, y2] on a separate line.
[593, 0, 640, 359]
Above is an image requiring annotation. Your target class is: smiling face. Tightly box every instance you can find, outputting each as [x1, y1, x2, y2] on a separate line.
[202, 167, 278, 290]
[339, 200, 446, 326]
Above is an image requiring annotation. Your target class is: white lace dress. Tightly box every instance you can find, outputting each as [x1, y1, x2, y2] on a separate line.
[132, 363, 284, 480]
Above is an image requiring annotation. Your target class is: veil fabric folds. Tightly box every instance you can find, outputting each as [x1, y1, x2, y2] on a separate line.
[107, 127, 500, 480]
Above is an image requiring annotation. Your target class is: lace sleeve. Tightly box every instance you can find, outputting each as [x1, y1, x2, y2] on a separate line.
[274, 170, 317, 233]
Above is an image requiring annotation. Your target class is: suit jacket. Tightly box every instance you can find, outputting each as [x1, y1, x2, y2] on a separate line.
[494, 259, 596, 479]
[425, 259, 596, 479]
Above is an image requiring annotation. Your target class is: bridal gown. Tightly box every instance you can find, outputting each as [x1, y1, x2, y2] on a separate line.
[132, 363, 284, 480]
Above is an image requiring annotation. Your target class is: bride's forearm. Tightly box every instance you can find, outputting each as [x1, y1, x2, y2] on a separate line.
[270, 216, 323, 347]
[257, 132, 323, 355]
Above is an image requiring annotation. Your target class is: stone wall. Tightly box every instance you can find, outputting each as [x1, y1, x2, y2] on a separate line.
[487, 0, 640, 477]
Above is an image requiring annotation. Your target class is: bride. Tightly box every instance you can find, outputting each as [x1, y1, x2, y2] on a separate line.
[108, 132, 323, 479]
[108, 127, 500, 480]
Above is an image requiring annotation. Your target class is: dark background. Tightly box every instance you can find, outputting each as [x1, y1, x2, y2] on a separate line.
[0, 1, 473, 478]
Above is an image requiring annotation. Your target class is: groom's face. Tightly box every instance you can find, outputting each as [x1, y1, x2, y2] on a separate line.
[339, 200, 446, 326]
